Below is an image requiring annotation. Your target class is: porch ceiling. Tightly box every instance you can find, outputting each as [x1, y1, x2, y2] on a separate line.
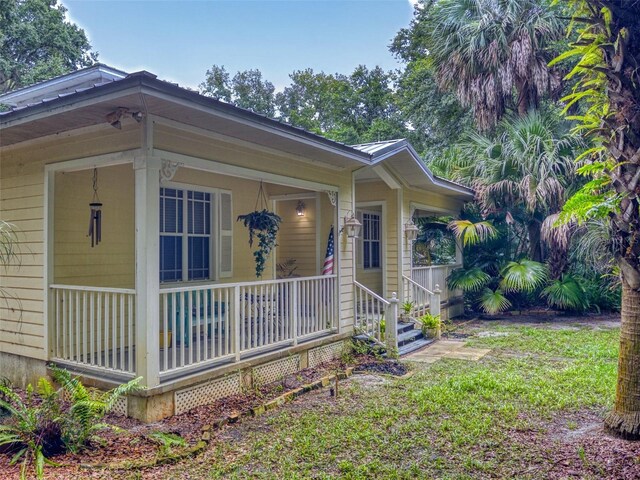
[0, 73, 370, 171]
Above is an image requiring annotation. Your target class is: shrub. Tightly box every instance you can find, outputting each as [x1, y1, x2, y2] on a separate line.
[0, 367, 140, 479]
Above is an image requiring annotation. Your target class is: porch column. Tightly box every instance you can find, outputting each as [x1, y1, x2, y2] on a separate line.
[134, 156, 161, 388]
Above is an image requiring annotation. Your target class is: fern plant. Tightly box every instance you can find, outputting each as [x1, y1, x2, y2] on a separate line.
[0, 368, 140, 479]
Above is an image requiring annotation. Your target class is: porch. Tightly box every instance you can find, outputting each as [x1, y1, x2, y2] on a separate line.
[44, 143, 346, 389]
[49, 274, 337, 382]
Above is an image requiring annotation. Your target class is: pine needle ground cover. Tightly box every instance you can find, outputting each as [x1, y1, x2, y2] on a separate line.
[149, 318, 639, 480]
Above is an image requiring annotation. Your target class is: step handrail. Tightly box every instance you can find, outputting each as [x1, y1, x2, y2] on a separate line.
[402, 275, 434, 296]
[353, 281, 390, 306]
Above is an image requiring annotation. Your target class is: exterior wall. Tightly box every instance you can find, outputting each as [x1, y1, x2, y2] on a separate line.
[0, 124, 139, 366]
[354, 180, 398, 298]
[54, 164, 135, 288]
[154, 123, 355, 333]
[275, 197, 318, 277]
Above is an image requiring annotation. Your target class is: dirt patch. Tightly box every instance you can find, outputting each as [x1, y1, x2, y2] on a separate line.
[509, 410, 640, 480]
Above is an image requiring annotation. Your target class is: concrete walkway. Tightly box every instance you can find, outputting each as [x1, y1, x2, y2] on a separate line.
[403, 339, 491, 364]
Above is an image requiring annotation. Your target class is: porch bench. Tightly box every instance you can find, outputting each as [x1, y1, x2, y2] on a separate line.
[165, 291, 227, 346]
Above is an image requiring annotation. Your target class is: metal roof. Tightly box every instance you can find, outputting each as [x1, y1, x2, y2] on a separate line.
[351, 139, 407, 156]
[0, 64, 472, 197]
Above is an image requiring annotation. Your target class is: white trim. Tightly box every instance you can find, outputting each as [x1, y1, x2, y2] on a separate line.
[159, 182, 220, 284]
[355, 201, 387, 297]
[410, 201, 459, 216]
[269, 192, 317, 201]
[43, 169, 54, 359]
[315, 193, 322, 275]
[371, 165, 402, 190]
[397, 189, 404, 301]
[43, 149, 140, 173]
[155, 149, 338, 193]
[0, 86, 144, 129]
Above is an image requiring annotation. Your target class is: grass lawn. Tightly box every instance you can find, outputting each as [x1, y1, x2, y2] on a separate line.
[131, 318, 639, 479]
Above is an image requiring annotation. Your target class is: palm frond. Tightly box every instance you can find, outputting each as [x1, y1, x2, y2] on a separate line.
[447, 267, 491, 292]
[448, 219, 498, 246]
[479, 288, 512, 314]
[542, 274, 588, 311]
[500, 259, 548, 292]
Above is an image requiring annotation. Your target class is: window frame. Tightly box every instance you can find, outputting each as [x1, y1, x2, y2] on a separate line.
[160, 182, 221, 285]
[359, 209, 382, 271]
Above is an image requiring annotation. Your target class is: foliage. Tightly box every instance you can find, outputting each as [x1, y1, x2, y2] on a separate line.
[276, 258, 298, 279]
[448, 267, 491, 293]
[542, 274, 588, 311]
[448, 219, 498, 247]
[552, 0, 640, 436]
[237, 209, 282, 278]
[0, 368, 140, 479]
[500, 259, 548, 293]
[199, 64, 419, 151]
[393, 0, 565, 130]
[200, 65, 276, 117]
[420, 313, 441, 337]
[413, 217, 458, 266]
[401, 301, 414, 315]
[148, 431, 187, 456]
[479, 288, 512, 314]
[0, 0, 96, 94]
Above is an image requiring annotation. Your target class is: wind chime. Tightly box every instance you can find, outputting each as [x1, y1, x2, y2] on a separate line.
[87, 168, 103, 247]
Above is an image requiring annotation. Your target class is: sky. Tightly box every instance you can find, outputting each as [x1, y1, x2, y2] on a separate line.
[64, 0, 417, 91]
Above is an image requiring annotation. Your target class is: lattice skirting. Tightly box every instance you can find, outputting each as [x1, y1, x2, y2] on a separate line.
[174, 373, 242, 415]
[111, 396, 128, 417]
[308, 341, 345, 368]
[252, 355, 301, 386]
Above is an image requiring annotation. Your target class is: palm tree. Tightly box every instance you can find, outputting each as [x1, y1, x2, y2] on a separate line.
[418, 0, 564, 129]
[438, 110, 582, 262]
[559, 0, 640, 439]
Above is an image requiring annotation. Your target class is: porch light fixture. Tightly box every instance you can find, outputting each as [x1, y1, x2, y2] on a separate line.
[296, 200, 306, 217]
[342, 211, 362, 239]
[404, 220, 420, 242]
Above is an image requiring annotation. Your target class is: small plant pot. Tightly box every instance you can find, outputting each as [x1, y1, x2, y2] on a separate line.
[424, 327, 441, 339]
[159, 331, 172, 349]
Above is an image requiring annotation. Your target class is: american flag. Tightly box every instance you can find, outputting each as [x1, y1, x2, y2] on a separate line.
[322, 226, 334, 275]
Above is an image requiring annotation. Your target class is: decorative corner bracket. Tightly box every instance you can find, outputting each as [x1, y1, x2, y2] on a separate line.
[326, 191, 337, 207]
[160, 160, 181, 183]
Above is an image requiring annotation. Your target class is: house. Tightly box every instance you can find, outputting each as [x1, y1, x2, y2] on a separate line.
[0, 64, 472, 421]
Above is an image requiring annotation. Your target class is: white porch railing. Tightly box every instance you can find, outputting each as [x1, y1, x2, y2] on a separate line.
[402, 275, 441, 321]
[49, 285, 136, 377]
[411, 264, 461, 302]
[158, 275, 337, 377]
[354, 281, 398, 351]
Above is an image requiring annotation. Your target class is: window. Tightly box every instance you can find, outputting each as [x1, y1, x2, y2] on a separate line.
[160, 187, 227, 283]
[362, 212, 381, 269]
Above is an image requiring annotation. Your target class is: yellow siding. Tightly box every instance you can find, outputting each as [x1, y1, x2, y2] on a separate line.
[276, 198, 318, 277]
[0, 124, 140, 360]
[54, 165, 135, 288]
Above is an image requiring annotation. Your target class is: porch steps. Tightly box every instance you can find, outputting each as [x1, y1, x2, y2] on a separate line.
[397, 321, 434, 356]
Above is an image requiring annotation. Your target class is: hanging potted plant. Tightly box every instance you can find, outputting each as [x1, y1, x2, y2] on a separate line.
[237, 182, 282, 278]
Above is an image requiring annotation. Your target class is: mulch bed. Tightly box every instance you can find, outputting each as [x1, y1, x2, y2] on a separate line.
[0, 353, 390, 478]
[508, 410, 640, 480]
[354, 360, 408, 376]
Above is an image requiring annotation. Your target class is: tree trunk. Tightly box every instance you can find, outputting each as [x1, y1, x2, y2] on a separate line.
[527, 222, 542, 262]
[605, 280, 640, 439]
